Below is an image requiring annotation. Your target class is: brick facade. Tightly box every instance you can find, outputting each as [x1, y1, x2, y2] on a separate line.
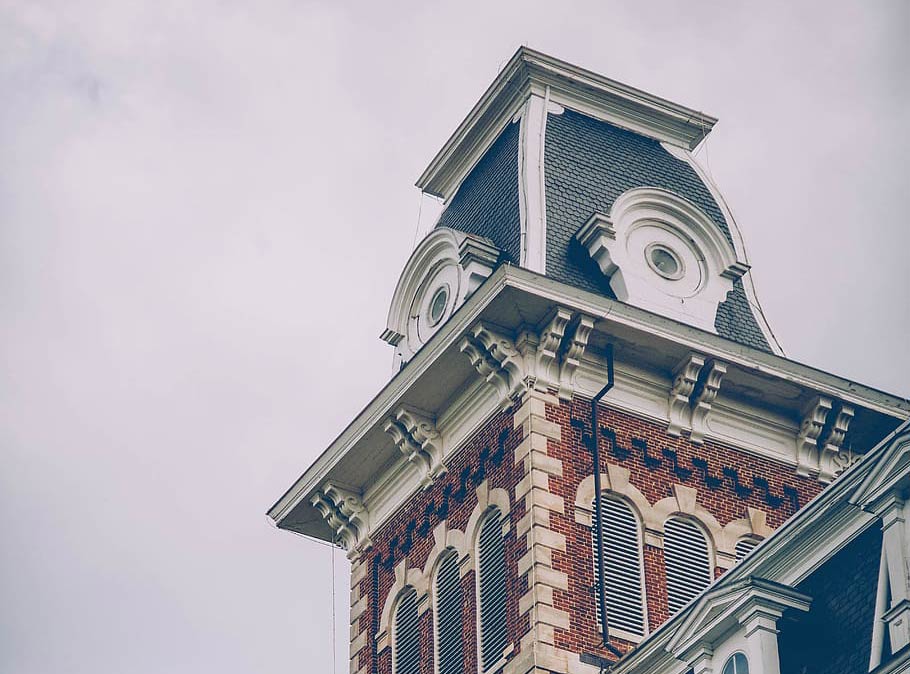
[354, 392, 827, 674]
[777, 523, 883, 674]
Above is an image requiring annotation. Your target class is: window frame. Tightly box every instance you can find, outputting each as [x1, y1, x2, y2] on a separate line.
[591, 493, 649, 642]
[474, 506, 510, 673]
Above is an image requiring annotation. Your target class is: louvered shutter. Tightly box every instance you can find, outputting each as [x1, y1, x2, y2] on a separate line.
[734, 538, 759, 562]
[591, 497, 646, 636]
[477, 509, 507, 671]
[394, 587, 420, 674]
[663, 517, 712, 615]
[435, 550, 464, 674]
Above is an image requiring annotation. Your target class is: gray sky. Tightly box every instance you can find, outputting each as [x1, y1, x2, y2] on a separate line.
[2, 2, 907, 672]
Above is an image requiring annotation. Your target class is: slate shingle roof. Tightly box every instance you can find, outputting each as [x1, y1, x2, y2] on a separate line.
[436, 121, 521, 264]
[434, 108, 772, 353]
[544, 109, 772, 352]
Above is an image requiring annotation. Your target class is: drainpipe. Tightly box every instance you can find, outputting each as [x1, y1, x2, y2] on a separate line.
[590, 343, 622, 657]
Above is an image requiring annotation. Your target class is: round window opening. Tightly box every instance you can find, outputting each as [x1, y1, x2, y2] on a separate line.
[428, 286, 449, 326]
[722, 652, 749, 674]
[646, 244, 685, 280]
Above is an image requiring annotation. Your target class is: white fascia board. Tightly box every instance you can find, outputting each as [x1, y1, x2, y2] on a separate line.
[416, 47, 717, 201]
[265, 265, 511, 526]
[268, 266, 909, 528]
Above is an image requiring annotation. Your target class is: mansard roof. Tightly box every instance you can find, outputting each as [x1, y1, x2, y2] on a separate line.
[421, 47, 780, 354]
[417, 47, 717, 200]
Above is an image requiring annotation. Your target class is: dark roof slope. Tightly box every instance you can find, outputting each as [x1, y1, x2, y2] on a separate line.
[544, 109, 771, 352]
[436, 121, 521, 264]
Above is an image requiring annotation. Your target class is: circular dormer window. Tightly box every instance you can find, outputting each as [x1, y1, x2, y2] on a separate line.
[428, 285, 449, 326]
[646, 243, 684, 280]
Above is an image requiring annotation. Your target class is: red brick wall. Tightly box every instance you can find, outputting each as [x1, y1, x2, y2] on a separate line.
[356, 408, 526, 674]
[547, 397, 825, 661]
[356, 396, 826, 671]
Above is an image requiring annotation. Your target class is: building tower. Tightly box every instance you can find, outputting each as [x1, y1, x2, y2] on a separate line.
[268, 49, 909, 674]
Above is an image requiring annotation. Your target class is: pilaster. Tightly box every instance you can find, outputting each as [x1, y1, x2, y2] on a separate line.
[509, 388, 571, 674]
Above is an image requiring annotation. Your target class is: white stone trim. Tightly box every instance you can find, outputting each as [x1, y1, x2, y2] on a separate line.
[465, 480, 512, 549]
[517, 89, 548, 274]
[384, 227, 499, 366]
[576, 186, 748, 333]
[376, 558, 429, 654]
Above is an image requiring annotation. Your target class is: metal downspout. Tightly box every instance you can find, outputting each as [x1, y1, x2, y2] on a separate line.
[590, 343, 622, 658]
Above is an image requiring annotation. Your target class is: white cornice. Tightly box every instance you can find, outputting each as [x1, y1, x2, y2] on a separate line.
[416, 47, 717, 201]
[268, 265, 909, 533]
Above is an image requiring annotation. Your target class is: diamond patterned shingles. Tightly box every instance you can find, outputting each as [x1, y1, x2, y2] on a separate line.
[544, 109, 772, 352]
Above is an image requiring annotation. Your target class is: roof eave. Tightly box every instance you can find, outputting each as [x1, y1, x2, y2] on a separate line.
[416, 46, 718, 200]
[267, 266, 909, 531]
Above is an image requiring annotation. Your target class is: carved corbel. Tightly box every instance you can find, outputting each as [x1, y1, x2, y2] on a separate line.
[460, 323, 526, 409]
[796, 396, 833, 478]
[534, 308, 573, 392]
[310, 483, 371, 558]
[384, 406, 446, 489]
[690, 360, 727, 445]
[575, 212, 618, 277]
[818, 402, 855, 483]
[558, 315, 595, 401]
[458, 234, 500, 299]
[667, 353, 706, 437]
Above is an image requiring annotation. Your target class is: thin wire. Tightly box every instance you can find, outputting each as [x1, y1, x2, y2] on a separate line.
[694, 111, 714, 182]
[331, 544, 337, 674]
[411, 190, 425, 249]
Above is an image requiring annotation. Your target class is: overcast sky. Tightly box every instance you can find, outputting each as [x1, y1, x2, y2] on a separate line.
[2, 2, 908, 673]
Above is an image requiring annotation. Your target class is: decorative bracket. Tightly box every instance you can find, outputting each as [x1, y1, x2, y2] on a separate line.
[384, 406, 446, 490]
[667, 353, 706, 437]
[795, 396, 833, 478]
[533, 308, 573, 392]
[690, 360, 727, 444]
[310, 483, 371, 558]
[818, 402, 856, 483]
[460, 323, 526, 409]
[458, 234, 500, 298]
[558, 314, 596, 401]
[527, 308, 597, 400]
[575, 212, 618, 277]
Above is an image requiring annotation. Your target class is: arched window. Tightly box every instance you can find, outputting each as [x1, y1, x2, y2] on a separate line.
[393, 587, 420, 674]
[591, 496, 646, 636]
[734, 537, 760, 562]
[663, 516, 713, 615]
[434, 549, 464, 674]
[477, 507, 507, 671]
[722, 652, 749, 674]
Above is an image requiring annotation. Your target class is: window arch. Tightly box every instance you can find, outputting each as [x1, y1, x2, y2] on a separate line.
[434, 548, 464, 674]
[393, 587, 420, 674]
[722, 652, 749, 674]
[663, 516, 713, 614]
[476, 507, 507, 671]
[591, 495, 647, 637]
[734, 537, 761, 562]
